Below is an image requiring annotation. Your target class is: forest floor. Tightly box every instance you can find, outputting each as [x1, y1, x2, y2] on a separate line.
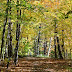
[0, 57, 72, 72]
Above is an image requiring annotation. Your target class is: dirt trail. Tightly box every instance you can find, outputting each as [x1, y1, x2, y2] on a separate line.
[0, 57, 72, 72]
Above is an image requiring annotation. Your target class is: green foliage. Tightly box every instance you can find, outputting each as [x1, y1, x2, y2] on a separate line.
[0, 0, 72, 59]
[24, 42, 31, 53]
[0, 12, 3, 16]
[18, 38, 31, 57]
[50, 50, 55, 58]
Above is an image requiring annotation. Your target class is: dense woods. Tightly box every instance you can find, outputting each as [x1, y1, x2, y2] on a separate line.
[0, 0, 72, 72]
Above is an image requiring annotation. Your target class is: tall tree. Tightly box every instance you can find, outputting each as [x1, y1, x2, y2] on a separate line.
[44, 38, 47, 55]
[57, 36, 63, 59]
[34, 37, 37, 56]
[8, 0, 12, 58]
[5, 41, 8, 58]
[0, 0, 9, 59]
[14, 0, 21, 64]
[37, 24, 41, 55]
[48, 37, 51, 57]
[61, 29, 65, 58]
[54, 18, 57, 58]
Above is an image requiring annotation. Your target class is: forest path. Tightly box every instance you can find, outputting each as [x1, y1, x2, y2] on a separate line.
[0, 57, 72, 72]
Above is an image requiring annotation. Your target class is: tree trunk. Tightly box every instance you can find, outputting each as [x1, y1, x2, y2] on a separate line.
[62, 30, 64, 51]
[35, 37, 37, 55]
[34, 37, 38, 56]
[5, 41, 8, 58]
[66, 49, 68, 59]
[54, 19, 57, 58]
[0, 0, 9, 59]
[14, 7, 21, 65]
[54, 36, 57, 58]
[44, 42, 46, 55]
[70, 49, 71, 59]
[14, 0, 19, 65]
[57, 37, 63, 59]
[44, 38, 47, 55]
[3, 48, 4, 61]
[48, 37, 51, 57]
[37, 33, 40, 55]
[34, 40, 36, 56]
[14, 24, 20, 65]
[37, 25, 41, 55]
[61, 30, 65, 58]
[8, 0, 12, 58]
[8, 21, 12, 58]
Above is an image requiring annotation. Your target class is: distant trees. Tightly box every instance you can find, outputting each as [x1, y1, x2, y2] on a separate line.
[0, 0, 72, 66]
[44, 38, 47, 55]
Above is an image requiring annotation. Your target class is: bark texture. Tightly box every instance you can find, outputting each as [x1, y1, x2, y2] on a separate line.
[8, 0, 12, 58]
[54, 19, 57, 58]
[57, 37, 63, 59]
[48, 37, 51, 57]
[0, 0, 9, 59]
[14, 5, 21, 65]
[37, 25, 41, 55]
